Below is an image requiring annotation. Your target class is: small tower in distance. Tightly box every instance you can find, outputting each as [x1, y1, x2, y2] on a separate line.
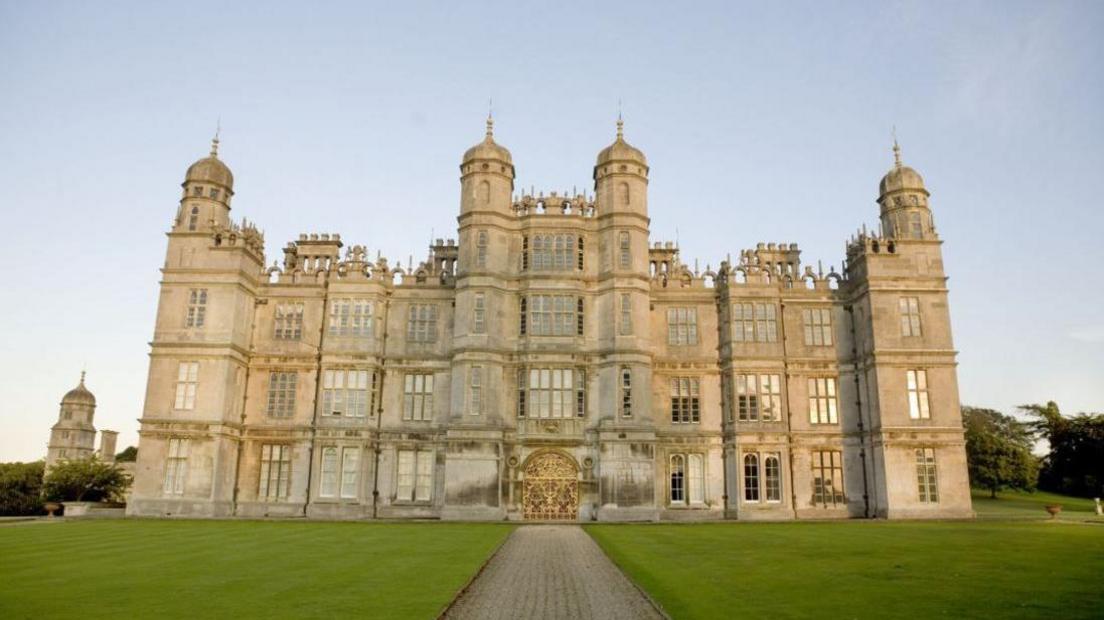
[46, 372, 98, 470]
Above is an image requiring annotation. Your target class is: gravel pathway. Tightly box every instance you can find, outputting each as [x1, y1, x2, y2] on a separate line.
[442, 525, 665, 620]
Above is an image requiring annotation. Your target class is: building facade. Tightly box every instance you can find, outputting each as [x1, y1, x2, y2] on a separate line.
[127, 121, 972, 521]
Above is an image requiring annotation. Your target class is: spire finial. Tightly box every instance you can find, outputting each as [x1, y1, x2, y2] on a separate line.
[616, 99, 624, 140]
[79, 370, 86, 385]
[892, 126, 901, 168]
[210, 119, 221, 158]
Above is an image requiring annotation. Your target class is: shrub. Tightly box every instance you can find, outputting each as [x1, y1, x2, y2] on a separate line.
[42, 457, 131, 503]
[0, 461, 46, 516]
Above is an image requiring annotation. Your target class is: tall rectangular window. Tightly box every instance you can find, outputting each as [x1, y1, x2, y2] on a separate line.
[341, 448, 360, 499]
[907, 369, 931, 419]
[319, 447, 338, 498]
[670, 455, 685, 503]
[328, 299, 373, 337]
[667, 307, 699, 345]
[900, 296, 922, 337]
[476, 230, 488, 268]
[732, 302, 778, 342]
[274, 304, 304, 340]
[808, 377, 839, 424]
[266, 372, 297, 418]
[916, 448, 939, 503]
[527, 368, 575, 419]
[621, 367, 632, 418]
[802, 307, 833, 346]
[174, 362, 199, 410]
[472, 293, 486, 334]
[407, 304, 438, 343]
[670, 377, 701, 424]
[470, 366, 482, 415]
[321, 369, 372, 417]
[619, 293, 632, 336]
[185, 289, 207, 328]
[812, 450, 845, 507]
[736, 374, 782, 422]
[403, 373, 434, 421]
[525, 295, 580, 336]
[618, 231, 631, 269]
[259, 444, 291, 501]
[397, 449, 434, 502]
[162, 438, 188, 495]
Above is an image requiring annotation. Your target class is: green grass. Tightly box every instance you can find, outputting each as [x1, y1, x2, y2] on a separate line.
[972, 487, 1104, 520]
[0, 520, 512, 619]
[588, 520, 1104, 619]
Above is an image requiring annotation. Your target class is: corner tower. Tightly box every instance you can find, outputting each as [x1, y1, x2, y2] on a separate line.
[459, 115, 515, 218]
[593, 118, 648, 218]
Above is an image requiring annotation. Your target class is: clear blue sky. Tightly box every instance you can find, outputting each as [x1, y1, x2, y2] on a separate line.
[1, 1, 1101, 461]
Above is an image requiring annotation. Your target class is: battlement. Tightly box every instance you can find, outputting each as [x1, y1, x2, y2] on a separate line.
[716, 241, 842, 291]
[512, 190, 597, 217]
[211, 217, 265, 261]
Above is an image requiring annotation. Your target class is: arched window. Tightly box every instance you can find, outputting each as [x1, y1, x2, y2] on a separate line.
[764, 455, 782, 502]
[477, 180, 490, 204]
[188, 206, 199, 231]
[620, 367, 632, 417]
[617, 182, 630, 206]
[688, 454, 704, 504]
[670, 455, 685, 503]
[319, 447, 338, 498]
[743, 454, 760, 502]
[909, 213, 923, 239]
[619, 231, 631, 269]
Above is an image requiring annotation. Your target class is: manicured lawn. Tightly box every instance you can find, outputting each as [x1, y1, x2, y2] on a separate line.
[972, 488, 1104, 521]
[0, 520, 512, 619]
[588, 520, 1104, 619]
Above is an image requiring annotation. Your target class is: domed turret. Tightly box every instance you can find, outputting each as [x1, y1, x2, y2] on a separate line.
[462, 116, 513, 167]
[593, 118, 649, 218]
[62, 371, 96, 406]
[878, 140, 935, 240]
[459, 116, 514, 216]
[595, 118, 647, 168]
[185, 134, 234, 191]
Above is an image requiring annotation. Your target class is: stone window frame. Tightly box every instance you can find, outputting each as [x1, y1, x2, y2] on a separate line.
[328, 298, 374, 337]
[620, 367, 632, 418]
[736, 374, 783, 422]
[162, 438, 188, 496]
[666, 306, 699, 346]
[402, 373, 435, 421]
[907, 369, 931, 420]
[808, 376, 839, 425]
[732, 302, 778, 343]
[668, 453, 705, 506]
[265, 371, 297, 418]
[173, 361, 199, 410]
[472, 293, 486, 334]
[258, 444, 291, 501]
[319, 446, 363, 500]
[619, 293, 632, 336]
[802, 307, 833, 346]
[476, 230, 488, 268]
[916, 447, 939, 503]
[811, 450, 845, 508]
[669, 376, 701, 424]
[899, 296, 922, 337]
[407, 304, 439, 343]
[185, 288, 207, 328]
[396, 448, 434, 503]
[470, 366, 482, 415]
[320, 369, 374, 418]
[273, 303, 304, 340]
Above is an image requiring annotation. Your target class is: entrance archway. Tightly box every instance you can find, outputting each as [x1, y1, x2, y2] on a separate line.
[522, 451, 579, 521]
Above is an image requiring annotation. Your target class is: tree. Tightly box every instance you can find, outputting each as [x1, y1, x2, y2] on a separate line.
[1023, 401, 1104, 498]
[42, 457, 131, 503]
[115, 446, 138, 462]
[0, 461, 46, 516]
[962, 406, 1038, 498]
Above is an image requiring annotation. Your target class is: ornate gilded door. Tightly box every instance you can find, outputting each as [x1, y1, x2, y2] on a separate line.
[522, 452, 579, 521]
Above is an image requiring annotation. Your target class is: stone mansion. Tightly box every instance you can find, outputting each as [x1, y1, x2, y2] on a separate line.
[127, 118, 973, 521]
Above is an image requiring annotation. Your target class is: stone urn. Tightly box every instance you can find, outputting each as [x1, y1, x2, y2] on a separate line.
[43, 502, 61, 518]
[1044, 504, 1062, 519]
